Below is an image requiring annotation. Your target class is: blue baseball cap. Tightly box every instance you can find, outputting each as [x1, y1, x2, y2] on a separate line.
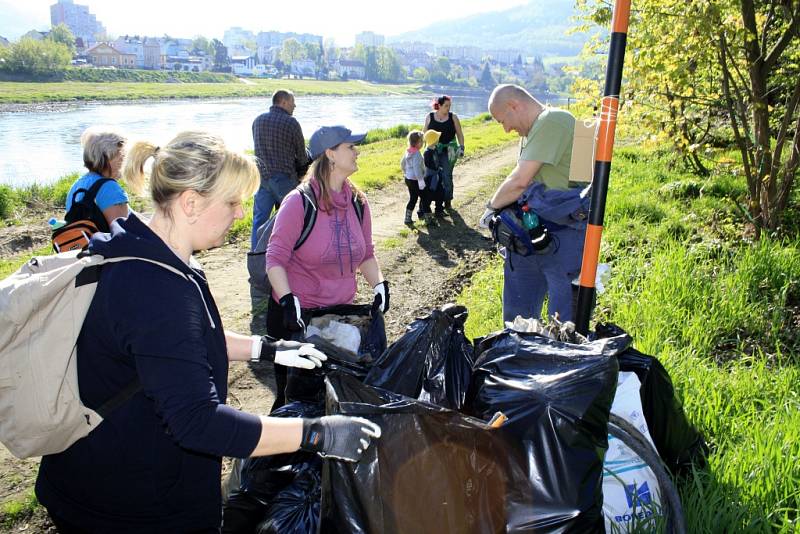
[308, 125, 366, 160]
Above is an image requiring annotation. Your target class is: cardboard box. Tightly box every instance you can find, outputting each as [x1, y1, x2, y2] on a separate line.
[569, 119, 598, 184]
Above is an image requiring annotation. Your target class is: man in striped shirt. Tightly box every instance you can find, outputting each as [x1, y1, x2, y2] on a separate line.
[251, 89, 310, 248]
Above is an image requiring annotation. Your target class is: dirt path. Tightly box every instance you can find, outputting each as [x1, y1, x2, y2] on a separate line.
[0, 142, 517, 531]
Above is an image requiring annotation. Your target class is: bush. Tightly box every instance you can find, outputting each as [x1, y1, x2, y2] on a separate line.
[0, 185, 15, 219]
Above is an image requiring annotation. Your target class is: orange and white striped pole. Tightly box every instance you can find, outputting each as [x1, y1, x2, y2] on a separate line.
[575, 0, 632, 335]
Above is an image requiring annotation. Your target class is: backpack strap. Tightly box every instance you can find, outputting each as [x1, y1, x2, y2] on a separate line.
[352, 193, 365, 225]
[294, 182, 318, 250]
[71, 177, 114, 208]
[83, 254, 199, 419]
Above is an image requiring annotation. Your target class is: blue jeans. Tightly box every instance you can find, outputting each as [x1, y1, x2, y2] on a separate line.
[250, 172, 297, 249]
[502, 226, 585, 323]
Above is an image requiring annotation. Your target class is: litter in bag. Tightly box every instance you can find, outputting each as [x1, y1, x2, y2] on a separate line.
[603, 371, 664, 531]
[287, 304, 386, 403]
[463, 330, 624, 532]
[256, 468, 322, 534]
[595, 323, 708, 474]
[320, 373, 532, 534]
[365, 303, 473, 410]
[222, 401, 322, 533]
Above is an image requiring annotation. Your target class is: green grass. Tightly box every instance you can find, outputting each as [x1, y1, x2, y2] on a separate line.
[0, 79, 422, 104]
[0, 491, 38, 528]
[457, 144, 800, 531]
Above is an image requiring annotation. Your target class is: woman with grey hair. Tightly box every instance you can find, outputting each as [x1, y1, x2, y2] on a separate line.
[62, 127, 130, 232]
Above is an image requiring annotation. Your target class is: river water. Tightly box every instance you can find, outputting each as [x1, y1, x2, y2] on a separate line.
[1, 95, 499, 187]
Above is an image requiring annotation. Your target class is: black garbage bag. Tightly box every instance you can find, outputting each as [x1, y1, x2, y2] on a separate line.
[287, 304, 386, 403]
[320, 372, 533, 534]
[256, 468, 322, 534]
[222, 401, 322, 533]
[595, 323, 708, 474]
[365, 304, 474, 410]
[463, 330, 625, 533]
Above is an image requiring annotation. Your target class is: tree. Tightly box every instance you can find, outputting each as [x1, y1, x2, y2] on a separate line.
[575, 0, 800, 234]
[353, 44, 379, 81]
[413, 67, 430, 82]
[480, 63, 496, 89]
[191, 36, 213, 57]
[210, 39, 229, 72]
[48, 23, 76, 55]
[376, 46, 403, 82]
[1, 38, 71, 74]
[435, 56, 451, 75]
[280, 38, 306, 65]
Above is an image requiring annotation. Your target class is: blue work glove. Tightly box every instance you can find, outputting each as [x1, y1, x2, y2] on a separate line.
[300, 415, 382, 462]
[279, 293, 305, 332]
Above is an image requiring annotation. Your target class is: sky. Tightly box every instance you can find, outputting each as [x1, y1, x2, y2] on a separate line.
[0, 0, 531, 45]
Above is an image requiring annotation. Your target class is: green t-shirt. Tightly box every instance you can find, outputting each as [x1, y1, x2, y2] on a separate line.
[519, 108, 575, 191]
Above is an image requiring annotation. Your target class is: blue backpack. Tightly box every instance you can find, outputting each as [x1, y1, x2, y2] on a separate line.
[247, 182, 365, 294]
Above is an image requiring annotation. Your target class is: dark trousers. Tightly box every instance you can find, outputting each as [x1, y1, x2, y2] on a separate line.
[266, 297, 292, 412]
[405, 179, 422, 213]
[420, 185, 444, 215]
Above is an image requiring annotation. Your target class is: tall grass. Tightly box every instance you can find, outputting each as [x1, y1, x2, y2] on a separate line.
[458, 144, 800, 531]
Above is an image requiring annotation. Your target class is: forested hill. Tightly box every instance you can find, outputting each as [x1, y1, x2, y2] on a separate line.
[388, 0, 586, 57]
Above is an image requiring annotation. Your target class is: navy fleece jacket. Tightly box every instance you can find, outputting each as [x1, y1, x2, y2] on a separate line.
[36, 213, 262, 532]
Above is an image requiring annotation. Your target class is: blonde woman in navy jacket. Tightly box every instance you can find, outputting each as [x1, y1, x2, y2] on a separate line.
[35, 131, 380, 533]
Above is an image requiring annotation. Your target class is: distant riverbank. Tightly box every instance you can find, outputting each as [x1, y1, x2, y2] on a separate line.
[0, 79, 424, 107]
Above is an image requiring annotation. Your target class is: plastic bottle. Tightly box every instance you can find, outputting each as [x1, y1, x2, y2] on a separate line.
[48, 217, 66, 230]
[520, 205, 539, 230]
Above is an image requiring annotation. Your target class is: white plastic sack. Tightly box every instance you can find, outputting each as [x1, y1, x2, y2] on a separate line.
[603, 372, 664, 532]
[307, 320, 361, 354]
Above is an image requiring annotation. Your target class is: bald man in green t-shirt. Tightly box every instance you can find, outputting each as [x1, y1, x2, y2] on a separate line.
[479, 84, 586, 322]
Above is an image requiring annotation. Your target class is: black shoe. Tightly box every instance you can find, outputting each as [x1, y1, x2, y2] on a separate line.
[444, 200, 452, 210]
[435, 210, 446, 219]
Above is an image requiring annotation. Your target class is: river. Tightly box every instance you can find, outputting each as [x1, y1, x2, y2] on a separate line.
[1, 95, 497, 187]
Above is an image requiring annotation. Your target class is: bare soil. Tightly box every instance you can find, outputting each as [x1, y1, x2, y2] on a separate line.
[0, 144, 516, 532]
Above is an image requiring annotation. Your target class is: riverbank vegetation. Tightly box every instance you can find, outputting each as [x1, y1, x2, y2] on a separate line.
[0, 78, 422, 105]
[459, 143, 800, 531]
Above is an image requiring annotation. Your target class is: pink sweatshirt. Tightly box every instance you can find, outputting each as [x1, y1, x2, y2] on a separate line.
[266, 177, 375, 308]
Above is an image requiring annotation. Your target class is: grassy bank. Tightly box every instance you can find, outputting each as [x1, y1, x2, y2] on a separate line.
[0, 79, 422, 105]
[459, 144, 800, 532]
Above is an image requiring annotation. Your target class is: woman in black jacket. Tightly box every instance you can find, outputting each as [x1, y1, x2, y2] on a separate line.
[36, 131, 380, 533]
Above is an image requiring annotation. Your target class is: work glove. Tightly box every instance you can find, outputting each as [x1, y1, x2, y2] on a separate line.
[372, 281, 390, 314]
[279, 293, 305, 332]
[300, 415, 382, 462]
[457, 145, 465, 158]
[255, 336, 327, 369]
[417, 177, 426, 190]
[479, 205, 497, 229]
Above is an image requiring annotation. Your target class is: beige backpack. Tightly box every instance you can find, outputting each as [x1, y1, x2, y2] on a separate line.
[0, 250, 186, 459]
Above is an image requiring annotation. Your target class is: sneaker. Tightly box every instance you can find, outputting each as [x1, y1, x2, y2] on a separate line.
[435, 210, 446, 219]
[444, 200, 453, 210]
[423, 213, 438, 226]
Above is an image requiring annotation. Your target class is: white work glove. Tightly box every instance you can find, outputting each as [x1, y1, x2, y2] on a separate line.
[457, 145, 465, 158]
[300, 415, 382, 462]
[372, 281, 390, 314]
[253, 336, 327, 369]
[479, 206, 496, 229]
[417, 177, 426, 190]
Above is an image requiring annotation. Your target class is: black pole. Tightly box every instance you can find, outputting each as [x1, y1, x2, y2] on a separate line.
[575, 0, 632, 335]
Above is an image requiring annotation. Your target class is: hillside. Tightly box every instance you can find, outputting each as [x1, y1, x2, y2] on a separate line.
[388, 0, 587, 57]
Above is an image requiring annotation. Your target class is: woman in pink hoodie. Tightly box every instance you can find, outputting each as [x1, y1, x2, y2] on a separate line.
[266, 125, 389, 410]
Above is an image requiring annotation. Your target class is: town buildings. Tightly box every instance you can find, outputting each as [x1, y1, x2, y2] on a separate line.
[49, 0, 105, 46]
